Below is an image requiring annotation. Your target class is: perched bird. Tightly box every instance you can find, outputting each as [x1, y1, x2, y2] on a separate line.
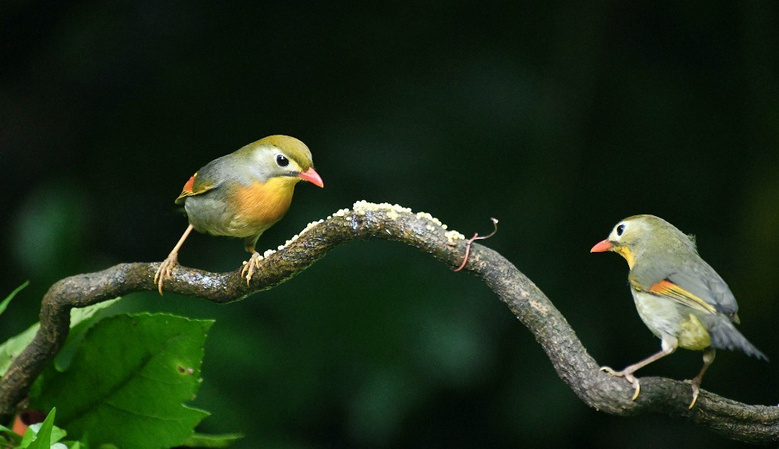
[590, 215, 766, 408]
[154, 135, 323, 294]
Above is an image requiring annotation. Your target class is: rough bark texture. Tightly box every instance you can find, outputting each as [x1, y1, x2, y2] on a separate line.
[0, 202, 776, 443]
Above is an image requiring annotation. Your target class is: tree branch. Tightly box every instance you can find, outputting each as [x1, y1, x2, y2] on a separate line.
[1, 201, 777, 443]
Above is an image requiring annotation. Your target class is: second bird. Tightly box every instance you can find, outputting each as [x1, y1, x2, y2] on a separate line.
[591, 214, 766, 408]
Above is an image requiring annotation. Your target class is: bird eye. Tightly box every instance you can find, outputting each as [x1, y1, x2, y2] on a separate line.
[616, 224, 625, 236]
[275, 154, 289, 167]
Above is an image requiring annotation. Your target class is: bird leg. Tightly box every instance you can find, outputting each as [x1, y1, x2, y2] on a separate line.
[240, 236, 263, 285]
[688, 348, 716, 409]
[240, 252, 263, 285]
[600, 365, 642, 400]
[600, 342, 676, 401]
[154, 224, 195, 295]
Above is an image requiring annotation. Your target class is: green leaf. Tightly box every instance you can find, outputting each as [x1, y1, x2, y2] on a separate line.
[22, 407, 56, 449]
[0, 281, 29, 316]
[30, 313, 213, 449]
[0, 323, 39, 377]
[54, 298, 121, 371]
[0, 424, 22, 446]
[179, 432, 244, 448]
[0, 298, 120, 377]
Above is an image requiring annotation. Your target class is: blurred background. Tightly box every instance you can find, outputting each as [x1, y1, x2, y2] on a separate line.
[1, 1, 778, 448]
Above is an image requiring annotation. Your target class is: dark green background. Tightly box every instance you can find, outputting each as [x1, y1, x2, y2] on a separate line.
[2, 1, 777, 448]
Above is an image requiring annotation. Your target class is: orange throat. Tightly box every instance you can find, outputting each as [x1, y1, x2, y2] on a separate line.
[232, 177, 298, 232]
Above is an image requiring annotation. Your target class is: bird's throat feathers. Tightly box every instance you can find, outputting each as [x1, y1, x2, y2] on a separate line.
[233, 177, 299, 229]
[613, 244, 636, 269]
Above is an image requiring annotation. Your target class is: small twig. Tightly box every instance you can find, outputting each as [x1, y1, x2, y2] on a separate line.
[453, 218, 499, 272]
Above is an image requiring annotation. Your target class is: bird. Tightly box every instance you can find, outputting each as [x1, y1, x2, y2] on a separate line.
[154, 135, 323, 294]
[590, 214, 766, 408]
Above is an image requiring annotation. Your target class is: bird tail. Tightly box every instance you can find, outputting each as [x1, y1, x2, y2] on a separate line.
[708, 318, 768, 361]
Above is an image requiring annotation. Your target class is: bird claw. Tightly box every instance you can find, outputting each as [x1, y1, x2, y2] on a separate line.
[599, 365, 617, 375]
[600, 366, 641, 400]
[688, 379, 701, 409]
[240, 252, 262, 285]
[154, 252, 179, 295]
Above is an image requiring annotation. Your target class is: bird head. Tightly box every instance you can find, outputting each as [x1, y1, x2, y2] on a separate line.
[240, 135, 324, 188]
[590, 215, 699, 269]
[590, 215, 658, 268]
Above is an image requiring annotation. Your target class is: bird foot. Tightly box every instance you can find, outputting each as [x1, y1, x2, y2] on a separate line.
[154, 252, 179, 295]
[240, 252, 262, 285]
[687, 379, 702, 409]
[600, 366, 641, 400]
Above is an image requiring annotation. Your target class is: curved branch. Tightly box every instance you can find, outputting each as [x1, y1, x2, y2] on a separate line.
[1, 202, 777, 443]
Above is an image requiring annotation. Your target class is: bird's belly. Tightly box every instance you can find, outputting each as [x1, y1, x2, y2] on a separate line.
[632, 290, 711, 350]
[633, 291, 680, 337]
[184, 195, 264, 238]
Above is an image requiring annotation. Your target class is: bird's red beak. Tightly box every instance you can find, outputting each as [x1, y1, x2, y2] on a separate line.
[590, 239, 612, 253]
[299, 167, 324, 188]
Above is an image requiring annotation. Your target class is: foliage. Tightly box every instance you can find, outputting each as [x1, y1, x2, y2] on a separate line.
[0, 284, 236, 448]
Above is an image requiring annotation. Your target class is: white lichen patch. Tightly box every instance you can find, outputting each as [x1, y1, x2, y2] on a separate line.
[415, 211, 442, 227]
[352, 201, 412, 215]
[284, 233, 301, 247]
[258, 218, 324, 253]
[301, 218, 325, 234]
[415, 211, 450, 230]
[331, 208, 350, 218]
[445, 230, 466, 244]
[351, 201, 462, 238]
[243, 202, 471, 258]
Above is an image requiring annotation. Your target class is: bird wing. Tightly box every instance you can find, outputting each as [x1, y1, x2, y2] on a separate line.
[630, 249, 740, 321]
[174, 171, 219, 204]
[645, 279, 718, 315]
[665, 266, 740, 318]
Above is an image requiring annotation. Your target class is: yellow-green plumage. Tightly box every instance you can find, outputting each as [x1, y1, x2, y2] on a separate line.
[154, 135, 323, 294]
[176, 135, 315, 241]
[592, 214, 766, 408]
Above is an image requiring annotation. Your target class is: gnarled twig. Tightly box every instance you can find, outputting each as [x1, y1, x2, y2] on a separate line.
[0, 202, 777, 443]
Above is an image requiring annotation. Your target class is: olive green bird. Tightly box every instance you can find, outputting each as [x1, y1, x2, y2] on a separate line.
[154, 135, 323, 294]
[591, 215, 767, 408]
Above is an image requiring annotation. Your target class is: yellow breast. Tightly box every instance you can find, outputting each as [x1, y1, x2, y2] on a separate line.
[229, 177, 298, 236]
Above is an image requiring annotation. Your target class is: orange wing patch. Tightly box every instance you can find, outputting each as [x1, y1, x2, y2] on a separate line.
[182, 174, 197, 194]
[175, 172, 216, 203]
[649, 279, 717, 314]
